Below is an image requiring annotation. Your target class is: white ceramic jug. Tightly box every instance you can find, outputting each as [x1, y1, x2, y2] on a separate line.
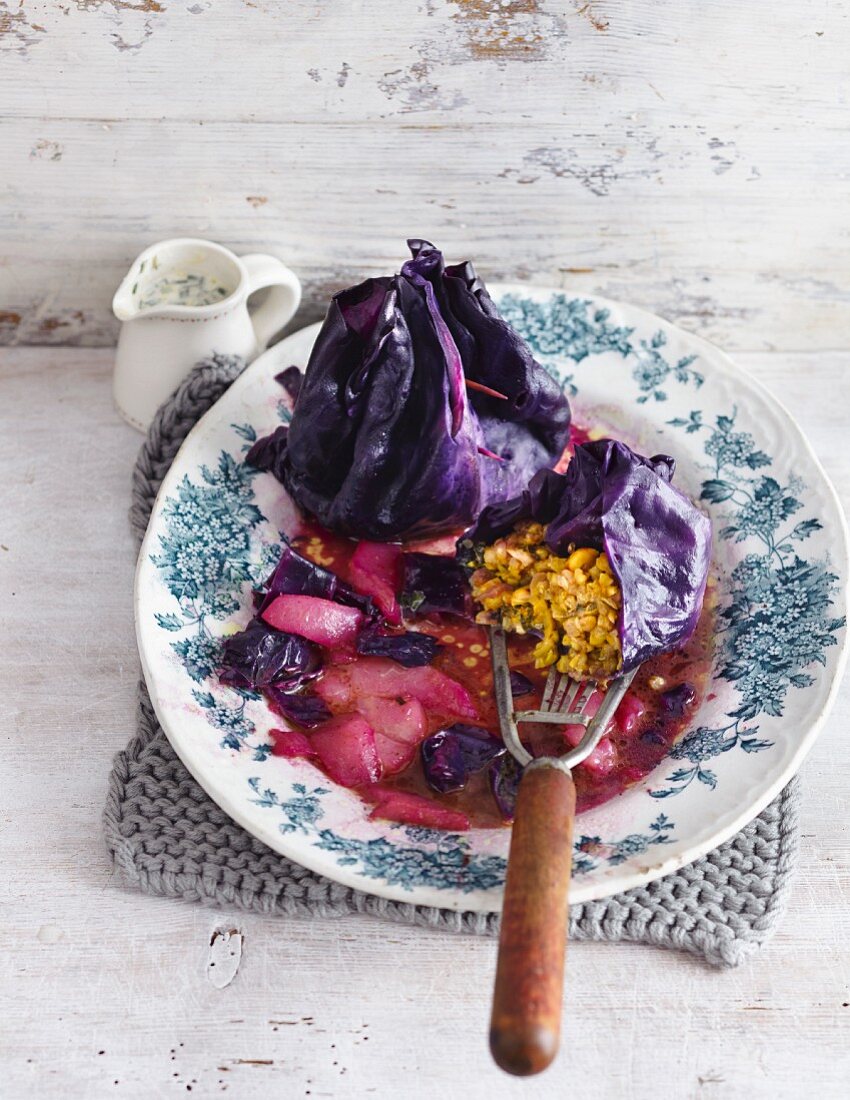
[112, 238, 301, 430]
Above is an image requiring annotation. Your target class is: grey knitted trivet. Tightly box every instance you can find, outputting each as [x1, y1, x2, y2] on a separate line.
[105, 355, 802, 967]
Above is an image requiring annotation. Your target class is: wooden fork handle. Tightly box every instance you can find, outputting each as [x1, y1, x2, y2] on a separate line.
[489, 761, 576, 1077]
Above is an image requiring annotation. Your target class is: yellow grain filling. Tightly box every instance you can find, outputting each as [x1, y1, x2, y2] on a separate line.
[469, 521, 622, 680]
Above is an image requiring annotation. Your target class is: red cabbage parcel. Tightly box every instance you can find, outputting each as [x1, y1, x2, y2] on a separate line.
[247, 240, 572, 540]
[463, 439, 712, 675]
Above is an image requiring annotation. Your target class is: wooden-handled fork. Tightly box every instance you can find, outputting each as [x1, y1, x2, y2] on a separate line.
[488, 627, 637, 1075]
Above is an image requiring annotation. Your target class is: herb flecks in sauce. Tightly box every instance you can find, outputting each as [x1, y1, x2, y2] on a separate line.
[136, 269, 231, 310]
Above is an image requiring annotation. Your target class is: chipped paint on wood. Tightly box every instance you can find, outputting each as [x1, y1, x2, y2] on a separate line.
[110, 20, 155, 50]
[206, 927, 243, 989]
[0, 311, 22, 339]
[30, 139, 64, 161]
[0, 3, 48, 53]
[708, 137, 740, 176]
[68, 0, 165, 54]
[573, 2, 609, 33]
[0, 299, 116, 346]
[377, 60, 469, 111]
[71, 1, 165, 13]
[447, 0, 566, 62]
[523, 145, 619, 197]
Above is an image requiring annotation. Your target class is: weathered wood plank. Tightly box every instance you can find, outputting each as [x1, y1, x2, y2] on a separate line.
[1, 1, 844, 127]
[1, 1, 849, 349]
[2, 111, 849, 351]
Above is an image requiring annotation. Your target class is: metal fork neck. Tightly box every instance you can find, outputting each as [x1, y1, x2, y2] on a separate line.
[524, 756, 575, 777]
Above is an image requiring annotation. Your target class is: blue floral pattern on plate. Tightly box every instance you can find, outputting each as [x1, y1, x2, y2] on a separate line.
[136, 289, 847, 910]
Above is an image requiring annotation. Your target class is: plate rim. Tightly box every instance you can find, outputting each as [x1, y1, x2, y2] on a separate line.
[134, 286, 850, 911]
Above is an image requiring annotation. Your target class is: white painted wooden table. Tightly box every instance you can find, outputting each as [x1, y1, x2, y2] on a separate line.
[2, 0, 850, 1094]
[2, 1, 849, 354]
[1, 347, 848, 1099]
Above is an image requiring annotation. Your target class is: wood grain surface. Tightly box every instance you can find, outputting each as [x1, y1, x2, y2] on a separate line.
[1, 0, 849, 351]
[1, 347, 848, 1100]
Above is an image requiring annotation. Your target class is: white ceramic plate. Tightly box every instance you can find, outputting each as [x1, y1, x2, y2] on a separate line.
[136, 287, 848, 911]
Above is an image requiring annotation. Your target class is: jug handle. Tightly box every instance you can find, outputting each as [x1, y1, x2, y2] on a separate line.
[241, 254, 302, 353]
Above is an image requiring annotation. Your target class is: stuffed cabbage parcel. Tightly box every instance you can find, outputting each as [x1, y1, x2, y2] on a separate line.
[247, 240, 571, 541]
[463, 439, 712, 678]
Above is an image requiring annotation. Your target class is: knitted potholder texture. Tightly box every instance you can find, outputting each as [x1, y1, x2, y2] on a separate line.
[105, 355, 802, 968]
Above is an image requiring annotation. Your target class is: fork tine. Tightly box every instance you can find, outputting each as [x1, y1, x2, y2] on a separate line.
[576, 681, 595, 711]
[548, 671, 578, 713]
[555, 676, 578, 713]
[569, 680, 585, 709]
[540, 666, 558, 711]
[491, 613, 642, 776]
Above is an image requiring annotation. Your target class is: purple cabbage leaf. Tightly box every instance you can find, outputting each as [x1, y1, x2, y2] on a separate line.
[509, 670, 534, 697]
[219, 618, 321, 692]
[401, 552, 473, 618]
[275, 366, 303, 403]
[256, 543, 376, 619]
[245, 425, 289, 483]
[355, 625, 441, 667]
[264, 684, 332, 728]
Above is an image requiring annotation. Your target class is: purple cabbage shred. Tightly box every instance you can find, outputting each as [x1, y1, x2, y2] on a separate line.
[263, 685, 332, 728]
[401, 552, 472, 618]
[489, 753, 524, 821]
[355, 626, 441, 667]
[218, 619, 321, 692]
[421, 724, 505, 794]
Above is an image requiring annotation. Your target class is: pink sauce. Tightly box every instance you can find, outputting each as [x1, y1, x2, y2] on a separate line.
[279, 517, 715, 827]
